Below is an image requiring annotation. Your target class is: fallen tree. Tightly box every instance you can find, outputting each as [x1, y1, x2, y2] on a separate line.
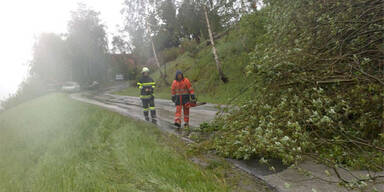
[206, 0, 384, 189]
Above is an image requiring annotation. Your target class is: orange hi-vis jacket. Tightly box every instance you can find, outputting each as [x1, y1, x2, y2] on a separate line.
[171, 78, 195, 105]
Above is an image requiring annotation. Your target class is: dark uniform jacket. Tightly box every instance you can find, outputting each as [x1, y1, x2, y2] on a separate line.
[137, 76, 156, 99]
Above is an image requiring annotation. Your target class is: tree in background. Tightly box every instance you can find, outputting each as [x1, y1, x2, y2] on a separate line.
[177, 0, 204, 42]
[155, 0, 179, 49]
[111, 34, 132, 54]
[67, 4, 108, 85]
[122, 0, 171, 85]
[30, 33, 69, 83]
[121, 0, 156, 63]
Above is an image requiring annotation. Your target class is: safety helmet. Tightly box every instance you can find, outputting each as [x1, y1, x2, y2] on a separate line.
[142, 67, 150, 73]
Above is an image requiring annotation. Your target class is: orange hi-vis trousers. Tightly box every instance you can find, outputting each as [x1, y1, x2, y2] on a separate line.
[174, 103, 190, 124]
[172, 77, 194, 125]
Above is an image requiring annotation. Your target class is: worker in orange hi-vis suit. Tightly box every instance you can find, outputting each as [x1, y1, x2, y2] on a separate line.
[171, 70, 196, 129]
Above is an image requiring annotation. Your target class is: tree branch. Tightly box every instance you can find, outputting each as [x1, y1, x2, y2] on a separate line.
[351, 63, 384, 86]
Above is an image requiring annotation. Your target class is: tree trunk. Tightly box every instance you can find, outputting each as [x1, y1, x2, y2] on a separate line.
[382, 86, 384, 135]
[204, 6, 228, 83]
[151, 40, 169, 85]
[164, 61, 167, 79]
[241, 0, 247, 13]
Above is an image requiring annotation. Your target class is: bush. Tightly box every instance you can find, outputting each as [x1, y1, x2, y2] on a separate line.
[180, 38, 198, 56]
[160, 47, 181, 63]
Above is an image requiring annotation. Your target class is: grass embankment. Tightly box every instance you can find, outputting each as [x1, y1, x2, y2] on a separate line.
[115, 14, 263, 105]
[0, 93, 229, 191]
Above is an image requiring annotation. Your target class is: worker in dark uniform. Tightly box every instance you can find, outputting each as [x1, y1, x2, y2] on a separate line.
[137, 67, 157, 123]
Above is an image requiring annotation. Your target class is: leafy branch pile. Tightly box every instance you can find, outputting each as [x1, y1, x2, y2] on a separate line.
[206, 0, 384, 187]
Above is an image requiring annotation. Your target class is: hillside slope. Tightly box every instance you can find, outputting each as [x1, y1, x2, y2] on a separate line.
[116, 13, 265, 104]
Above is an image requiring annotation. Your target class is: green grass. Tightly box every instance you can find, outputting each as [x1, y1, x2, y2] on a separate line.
[0, 93, 229, 192]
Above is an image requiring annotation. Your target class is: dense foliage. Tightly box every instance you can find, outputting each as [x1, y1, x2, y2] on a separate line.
[120, 0, 258, 64]
[207, 0, 383, 186]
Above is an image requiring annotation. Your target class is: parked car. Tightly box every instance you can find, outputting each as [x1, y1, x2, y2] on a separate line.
[115, 74, 124, 81]
[47, 83, 61, 92]
[87, 81, 100, 90]
[61, 82, 80, 92]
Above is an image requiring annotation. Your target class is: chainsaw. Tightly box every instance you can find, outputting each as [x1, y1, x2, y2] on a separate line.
[189, 101, 207, 107]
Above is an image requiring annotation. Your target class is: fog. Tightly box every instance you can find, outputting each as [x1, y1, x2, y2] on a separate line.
[0, 0, 124, 100]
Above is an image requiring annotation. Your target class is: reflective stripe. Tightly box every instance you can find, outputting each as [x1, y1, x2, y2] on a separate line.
[174, 88, 189, 95]
[140, 95, 152, 99]
[143, 108, 149, 111]
[149, 107, 156, 110]
[137, 82, 143, 89]
[175, 92, 189, 95]
[139, 82, 155, 86]
[175, 88, 188, 92]
[138, 82, 155, 88]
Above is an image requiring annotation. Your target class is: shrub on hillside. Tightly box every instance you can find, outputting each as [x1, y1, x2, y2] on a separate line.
[180, 38, 198, 56]
[160, 47, 181, 63]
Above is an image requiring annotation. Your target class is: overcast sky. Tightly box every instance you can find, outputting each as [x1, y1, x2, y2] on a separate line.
[0, 0, 125, 100]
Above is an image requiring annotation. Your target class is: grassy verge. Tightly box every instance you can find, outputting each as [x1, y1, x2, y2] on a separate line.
[0, 93, 231, 191]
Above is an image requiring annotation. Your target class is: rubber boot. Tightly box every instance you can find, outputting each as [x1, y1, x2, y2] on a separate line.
[174, 122, 181, 130]
[151, 110, 157, 124]
[144, 111, 150, 121]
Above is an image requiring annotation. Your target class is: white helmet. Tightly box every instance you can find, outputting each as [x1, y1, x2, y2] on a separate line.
[142, 67, 150, 73]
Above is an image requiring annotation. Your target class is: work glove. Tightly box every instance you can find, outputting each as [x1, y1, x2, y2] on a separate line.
[190, 94, 197, 102]
[172, 95, 176, 103]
